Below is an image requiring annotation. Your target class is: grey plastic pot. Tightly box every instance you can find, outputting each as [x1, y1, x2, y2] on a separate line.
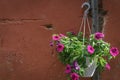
[83, 57, 97, 77]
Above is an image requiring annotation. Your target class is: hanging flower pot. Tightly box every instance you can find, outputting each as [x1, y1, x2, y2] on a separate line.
[50, 2, 119, 80]
[50, 32, 119, 79]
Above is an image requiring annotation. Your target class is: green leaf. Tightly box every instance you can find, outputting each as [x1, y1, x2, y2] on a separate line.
[66, 32, 75, 38]
[99, 57, 107, 67]
[108, 55, 113, 60]
[79, 67, 85, 76]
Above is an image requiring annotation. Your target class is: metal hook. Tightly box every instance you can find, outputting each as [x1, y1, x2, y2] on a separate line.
[81, 2, 90, 15]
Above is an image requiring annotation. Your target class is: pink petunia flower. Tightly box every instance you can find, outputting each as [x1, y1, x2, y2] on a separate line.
[87, 45, 95, 54]
[52, 35, 60, 41]
[57, 44, 64, 52]
[110, 47, 119, 57]
[105, 63, 111, 70]
[95, 32, 104, 40]
[73, 61, 80, 70]
[65, 64, 71, 74]
[70, 72, 79, 80]
[59, 34, 66, 38]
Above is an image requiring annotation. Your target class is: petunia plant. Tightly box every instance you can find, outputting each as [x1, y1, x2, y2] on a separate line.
[50, 32, 119, 80]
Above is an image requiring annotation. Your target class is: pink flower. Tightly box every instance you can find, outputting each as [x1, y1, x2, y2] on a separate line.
[105, 63, 111, 70]
[73, 61, 80, 70]
[95, 32, 104, 40]
[57, 44, 64, 52]
[65, 64, 71, 74]
[52, 35, 60, 41]
[87, 45, 95, 54]
[110, 47, 119, 57]
[59, 34, 66, 37]
[70, 73, 79, 80]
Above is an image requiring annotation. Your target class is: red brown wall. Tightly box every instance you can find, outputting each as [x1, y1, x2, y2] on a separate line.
[0, 0, 120, 80]
[101, 0, 120, 80]
[0, 0, 89, 80]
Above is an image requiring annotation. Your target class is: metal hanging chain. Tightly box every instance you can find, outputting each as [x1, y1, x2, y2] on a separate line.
[79, 2, 91, 47]
[87, 17, 91, 34]
[79, 16, 84, 32]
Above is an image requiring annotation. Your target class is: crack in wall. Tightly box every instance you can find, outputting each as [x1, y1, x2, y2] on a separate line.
[0, 18, 43, 24]
[0, 18, 54, 30]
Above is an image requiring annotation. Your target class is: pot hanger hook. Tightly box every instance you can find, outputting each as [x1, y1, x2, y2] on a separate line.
[81, 2, 90, 15]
